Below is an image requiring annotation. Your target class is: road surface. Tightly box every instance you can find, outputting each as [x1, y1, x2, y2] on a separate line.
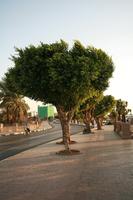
[0, 122, 83, 161]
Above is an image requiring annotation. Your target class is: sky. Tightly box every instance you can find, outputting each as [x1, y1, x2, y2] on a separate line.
[0, 0, 133, 112]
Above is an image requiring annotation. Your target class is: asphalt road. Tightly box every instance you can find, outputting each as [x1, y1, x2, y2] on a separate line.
[0, 122, 83, 161]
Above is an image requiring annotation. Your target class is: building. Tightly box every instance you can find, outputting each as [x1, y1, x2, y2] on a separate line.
[38, 105, 55, 120]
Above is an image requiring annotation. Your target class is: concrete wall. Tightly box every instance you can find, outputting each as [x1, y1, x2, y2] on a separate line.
[115, 121, 133, 139]
[0, 122, 40, 136]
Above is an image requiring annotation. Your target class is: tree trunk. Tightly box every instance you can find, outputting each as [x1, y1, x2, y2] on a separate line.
[118, 113, 121, 121]
[96, 117, 102, 130]
[67, 111, 74, 143]
[113, 120, 116, 132]
[122, 114, 126, 122]
[91, 119, 94, 127]
[83, 122, 91, 134]
[56, 106, 72, 151]
[61, 120, 70, 151]
[100, 116, 104, 126]
[83, 110, 92, 134]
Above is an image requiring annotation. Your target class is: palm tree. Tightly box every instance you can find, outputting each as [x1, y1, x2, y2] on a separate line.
[0, 80, 29, 123]
[4, 97, 29, 123]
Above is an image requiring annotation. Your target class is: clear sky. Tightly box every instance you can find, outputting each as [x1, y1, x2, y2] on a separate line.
[0, 0, 133, 111]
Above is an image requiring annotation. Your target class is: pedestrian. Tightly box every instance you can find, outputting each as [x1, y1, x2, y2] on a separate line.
[24, 127, 30, 135]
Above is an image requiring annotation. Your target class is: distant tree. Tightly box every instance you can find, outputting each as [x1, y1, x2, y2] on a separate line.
[0, 81, 29, 123]
[78, 91, 103, 134]
[109, 109, 117, 131]
[116, 99, 131, 122]
[93, 95, 116, 130]
[4, 40, 114, 153]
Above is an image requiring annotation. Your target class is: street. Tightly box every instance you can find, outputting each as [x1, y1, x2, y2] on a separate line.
[0, 122, 83, 161]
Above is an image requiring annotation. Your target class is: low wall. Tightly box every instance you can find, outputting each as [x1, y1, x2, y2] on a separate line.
[115, 121, 133, 139]
[0, 121, 42, 136]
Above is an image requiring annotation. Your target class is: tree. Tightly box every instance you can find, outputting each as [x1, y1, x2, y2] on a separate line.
[109, 99, 131, 132]
[109, 109, 117, 131]
[77, 91, 103, 134]
[93, 95, 116, 130]
[0, 81, 29, 123]
[3, 97, 29, 123]
[4, 40, 114, 153]
[116, 99, 131, 122]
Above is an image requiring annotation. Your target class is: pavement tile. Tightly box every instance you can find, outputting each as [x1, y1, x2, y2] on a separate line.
[0, 125, 133, 200]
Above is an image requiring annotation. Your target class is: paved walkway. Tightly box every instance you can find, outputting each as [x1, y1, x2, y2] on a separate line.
[1, 126, 133, 200]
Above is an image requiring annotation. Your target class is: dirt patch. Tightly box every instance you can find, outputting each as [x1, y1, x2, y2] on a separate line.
[56, 149, 80, 155]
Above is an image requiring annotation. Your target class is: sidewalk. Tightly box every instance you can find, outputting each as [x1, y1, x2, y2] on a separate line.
[1, 126, 133, 200]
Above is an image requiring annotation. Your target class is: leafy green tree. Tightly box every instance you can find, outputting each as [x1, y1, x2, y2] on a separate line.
[0, 81, 29, 123]
[116, 99, 131, 122]
[109, 109, 117, 131]
[77, 91, 103, 134]
[4, 40, 114, 152]
[93, 95, 116, 130]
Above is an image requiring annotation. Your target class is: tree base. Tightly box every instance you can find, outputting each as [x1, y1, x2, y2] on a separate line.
[83, 129, 94, 134]
[56, 149, 80, 155]
[56, 140, 77, 145]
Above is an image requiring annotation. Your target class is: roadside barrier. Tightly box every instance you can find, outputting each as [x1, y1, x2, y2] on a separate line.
[115, 121, 133, 139]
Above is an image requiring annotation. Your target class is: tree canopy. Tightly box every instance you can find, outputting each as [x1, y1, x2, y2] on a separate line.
[94, 95, 116, 118]
[5, 40, 114, 111]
